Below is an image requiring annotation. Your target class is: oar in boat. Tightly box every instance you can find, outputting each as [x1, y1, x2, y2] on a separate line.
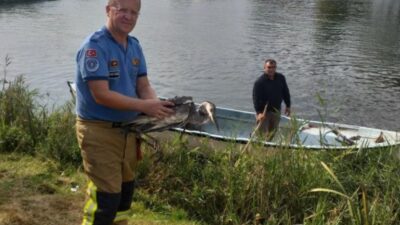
[241, 104, 268, 153]
[326, 125, 356, 146]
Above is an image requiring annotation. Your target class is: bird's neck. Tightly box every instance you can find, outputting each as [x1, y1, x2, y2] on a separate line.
[188, 107, 209, 125]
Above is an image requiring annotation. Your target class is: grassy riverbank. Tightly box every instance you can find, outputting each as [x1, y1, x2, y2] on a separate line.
[1, 64, 400, 224]
[0, 152, 199, 225]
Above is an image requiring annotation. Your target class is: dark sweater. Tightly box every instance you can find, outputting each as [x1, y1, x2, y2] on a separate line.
[252, 72, 291, 114]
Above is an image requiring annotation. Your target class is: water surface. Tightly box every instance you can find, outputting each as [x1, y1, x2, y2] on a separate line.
[0, 0, 399, 130]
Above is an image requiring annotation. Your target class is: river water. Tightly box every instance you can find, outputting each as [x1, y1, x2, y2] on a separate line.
[0, 0, 399, 130]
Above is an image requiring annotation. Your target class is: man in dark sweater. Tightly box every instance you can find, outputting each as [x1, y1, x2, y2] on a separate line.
[252, 59, 291, 140]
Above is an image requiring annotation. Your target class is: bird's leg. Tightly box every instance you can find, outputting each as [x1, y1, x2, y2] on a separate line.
[177, 128, 191, 149]
[140, 133, 165, 162]
[135, 134, 163, 162]
[179, 129, 185, 141]
[140, 133, 161, 151]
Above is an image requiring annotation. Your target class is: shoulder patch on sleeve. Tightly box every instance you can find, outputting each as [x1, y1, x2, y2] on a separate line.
[86, 58, 99, 72]
[86, 49, 97, 57]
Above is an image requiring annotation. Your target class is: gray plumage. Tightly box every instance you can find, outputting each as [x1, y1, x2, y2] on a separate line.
[124, 96, 219, 133]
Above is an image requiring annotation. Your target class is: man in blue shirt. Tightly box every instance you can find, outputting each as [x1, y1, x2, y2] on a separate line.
[75, 0, 174, 224]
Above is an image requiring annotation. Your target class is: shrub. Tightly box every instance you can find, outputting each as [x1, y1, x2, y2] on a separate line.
[0, 123, 34, 152]
[37, 101, 81, 166]
[0, 57, 80, 166]
[0, 75, 46, 153]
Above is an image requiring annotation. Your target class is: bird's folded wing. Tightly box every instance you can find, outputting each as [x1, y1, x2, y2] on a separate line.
[124, 113, 190, 133]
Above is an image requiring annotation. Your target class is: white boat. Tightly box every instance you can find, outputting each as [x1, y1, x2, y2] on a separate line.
[67, 81, 400, 150]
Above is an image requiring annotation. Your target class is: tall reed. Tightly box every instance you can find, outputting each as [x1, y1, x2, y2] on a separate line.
[137, 134, 400, 225]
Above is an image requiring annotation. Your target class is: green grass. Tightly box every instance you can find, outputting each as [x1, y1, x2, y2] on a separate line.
[1, 57, 400, 225]
[0, 152, 200, 225]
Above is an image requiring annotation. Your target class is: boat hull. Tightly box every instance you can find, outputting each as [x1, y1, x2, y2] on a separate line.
[67, 81, 400, 150]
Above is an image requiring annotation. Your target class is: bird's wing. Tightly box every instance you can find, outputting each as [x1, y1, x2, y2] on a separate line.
[124, 103, 192, 133]
[134, 114, 189, 133]
[124, 115, 159, 132]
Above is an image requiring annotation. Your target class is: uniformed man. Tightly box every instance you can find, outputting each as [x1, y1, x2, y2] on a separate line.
[75, 0, 174, 224]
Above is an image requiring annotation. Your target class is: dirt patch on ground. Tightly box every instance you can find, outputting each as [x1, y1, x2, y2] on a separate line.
[0, 194, 83, 225]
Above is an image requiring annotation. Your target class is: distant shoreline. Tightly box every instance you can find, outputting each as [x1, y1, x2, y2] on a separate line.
[0, 0, 56, 5]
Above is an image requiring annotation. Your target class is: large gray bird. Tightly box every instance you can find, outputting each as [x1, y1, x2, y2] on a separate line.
[123, 96, 219, 133]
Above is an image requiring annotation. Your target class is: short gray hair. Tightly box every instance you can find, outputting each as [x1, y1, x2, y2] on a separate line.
[265, 59, 277, 65]
[108, 0, 141, 10]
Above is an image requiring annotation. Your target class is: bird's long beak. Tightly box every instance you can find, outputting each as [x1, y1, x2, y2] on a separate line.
[210, 113, 220, 131]
[205, 102, 220, 131]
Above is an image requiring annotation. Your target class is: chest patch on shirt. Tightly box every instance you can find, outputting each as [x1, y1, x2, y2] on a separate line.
[86, 58, 99, 72]
[132, 58, 140, 66]
[109, 71, 120, 78]
[110, 59, 119, 68]
[109, 59, 120, 78]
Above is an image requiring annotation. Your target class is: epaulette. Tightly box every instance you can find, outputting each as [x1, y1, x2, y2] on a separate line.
[129, 36, 140, 43]
[89, 30, 106, 43]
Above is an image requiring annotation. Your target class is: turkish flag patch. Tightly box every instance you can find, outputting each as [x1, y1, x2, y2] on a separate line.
[86, 49, 97, 57]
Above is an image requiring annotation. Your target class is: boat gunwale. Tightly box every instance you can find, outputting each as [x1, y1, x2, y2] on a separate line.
[174, 106, 400, 150]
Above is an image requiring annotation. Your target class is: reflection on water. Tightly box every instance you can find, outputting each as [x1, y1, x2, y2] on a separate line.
[0, 0, 399, 130]
[310, 0, 400, 130]
[315, 0, 350, 44]
[373, 0, 400, 20]
[0, 0, 57, 12]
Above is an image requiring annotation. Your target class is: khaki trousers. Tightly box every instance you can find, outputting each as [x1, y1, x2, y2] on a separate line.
[76, 118, 140, 225]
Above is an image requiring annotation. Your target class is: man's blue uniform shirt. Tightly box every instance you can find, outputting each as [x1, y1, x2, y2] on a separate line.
[75, 26, 147, 122]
